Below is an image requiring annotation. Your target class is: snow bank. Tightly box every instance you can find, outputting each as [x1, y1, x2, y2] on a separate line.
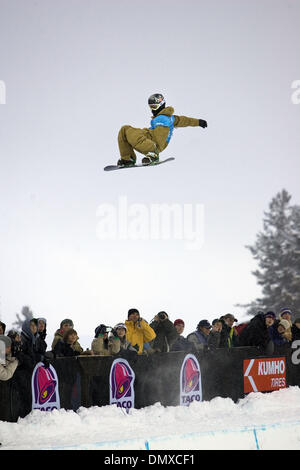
[1, 386, 300, 450]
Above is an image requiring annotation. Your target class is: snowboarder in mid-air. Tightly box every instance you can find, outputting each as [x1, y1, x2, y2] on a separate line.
[116, 93, 208, 167]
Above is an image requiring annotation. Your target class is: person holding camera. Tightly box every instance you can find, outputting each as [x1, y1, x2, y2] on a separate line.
[125, 309, 156, 355]
[149, 311, 179, 353]
[0, 335, 19, 381]
[91, 324, 121, 356]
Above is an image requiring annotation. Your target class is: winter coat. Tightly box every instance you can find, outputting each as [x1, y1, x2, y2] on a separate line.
[292, 324, 300, 342]
[125, 319, 156, 355]
[207, 331, 221, 349]
[52, 329, 83, 353]
[91, 336, 121, 356]
[119, 337, 137, 353]
[147, 106, 200, 152]
[219, 320, 239, 348]
[149, 318, 179, 353]
[0, 354, 19, 381]
[239, 313, 274, 353]
[53, 340, 81, 357]
[269, 320, 290, 346]
[187, 330, 209, 352]
[146, 106, 200, 153]
[170, 335, 197, 353]
[21, 320, 47, 366]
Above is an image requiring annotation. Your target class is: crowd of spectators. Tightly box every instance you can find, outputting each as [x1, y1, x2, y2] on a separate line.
[1, 307, 300, 382]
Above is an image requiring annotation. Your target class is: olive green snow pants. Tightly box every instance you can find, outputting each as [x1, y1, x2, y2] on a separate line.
[118, 125, 157, 161]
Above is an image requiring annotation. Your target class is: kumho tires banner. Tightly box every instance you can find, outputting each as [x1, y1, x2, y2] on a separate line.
[244, 357, 287, 394]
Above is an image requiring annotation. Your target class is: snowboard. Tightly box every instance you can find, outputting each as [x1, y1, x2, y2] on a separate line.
[104, 157, 175, 172]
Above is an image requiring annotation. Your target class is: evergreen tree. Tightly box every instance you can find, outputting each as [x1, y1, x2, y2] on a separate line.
[243, 189, 300, 318]
[12, 305, 34, 330]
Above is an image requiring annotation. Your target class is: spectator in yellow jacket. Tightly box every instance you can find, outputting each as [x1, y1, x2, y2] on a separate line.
[125, 309, 156, 354]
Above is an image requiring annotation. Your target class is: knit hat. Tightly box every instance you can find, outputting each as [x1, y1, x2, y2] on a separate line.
[279, 319, 291, 330]
[127, 308, 139, 319]
[264, 311, 276, 320]
[114, 323, 127, 331]
[279, 308, 292, 317]
[60, 318, 74, 328]
[0, 335, 12, 348]
[174, 319, 185, 327]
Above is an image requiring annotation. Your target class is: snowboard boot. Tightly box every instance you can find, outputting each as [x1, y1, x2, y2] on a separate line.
[142, 151, 160, 166]
[117, 157, 136, 167]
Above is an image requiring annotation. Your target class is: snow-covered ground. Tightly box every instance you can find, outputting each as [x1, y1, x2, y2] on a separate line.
[1, 386, 300, 450]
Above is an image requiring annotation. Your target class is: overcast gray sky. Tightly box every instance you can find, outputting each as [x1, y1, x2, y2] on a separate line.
[0, 0, 299, 347]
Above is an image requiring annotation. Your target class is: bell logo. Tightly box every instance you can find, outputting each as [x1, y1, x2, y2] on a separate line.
[31, 362, 60, 411]
[109, 358, 135, 413]
[180, 354, 202, 406]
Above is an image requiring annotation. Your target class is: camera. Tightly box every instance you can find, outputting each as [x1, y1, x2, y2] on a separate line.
[158, 312, 167, 321]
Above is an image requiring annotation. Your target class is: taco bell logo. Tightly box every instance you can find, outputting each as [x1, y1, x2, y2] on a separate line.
[109, 358, 135, 413]
[32, 362, 60, 411]
[180, 354, 202, 406]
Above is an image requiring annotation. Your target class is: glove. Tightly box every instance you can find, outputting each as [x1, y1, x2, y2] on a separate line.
[110, 328, 118, 338]
[95, 324, 107, 336]
[199, 119, 207, 128]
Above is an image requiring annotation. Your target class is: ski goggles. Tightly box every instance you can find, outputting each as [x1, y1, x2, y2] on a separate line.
[148, 99, 165, 111]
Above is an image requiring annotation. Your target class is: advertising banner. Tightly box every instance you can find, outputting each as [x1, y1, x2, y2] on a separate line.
[244, 357, 286, 393]
[32, 362, 60, 411]
[180, 354, 202, 406]
[109, 358, 135, 413]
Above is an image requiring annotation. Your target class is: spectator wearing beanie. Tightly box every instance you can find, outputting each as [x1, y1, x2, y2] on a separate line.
[279, 308, 293, 328]
[114, 323, 137, 353]
[174, 319, 185, 336]
[52, 319, 83, 353]
[53, 328, 83, 357]
[125, 308, 156, 354]
[91, 324, 120, 356]
[270, 318, 292, 354]
[0, 335, 19, 381]
[171, 319, 196, 353]
[149, 311, 178, 353]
